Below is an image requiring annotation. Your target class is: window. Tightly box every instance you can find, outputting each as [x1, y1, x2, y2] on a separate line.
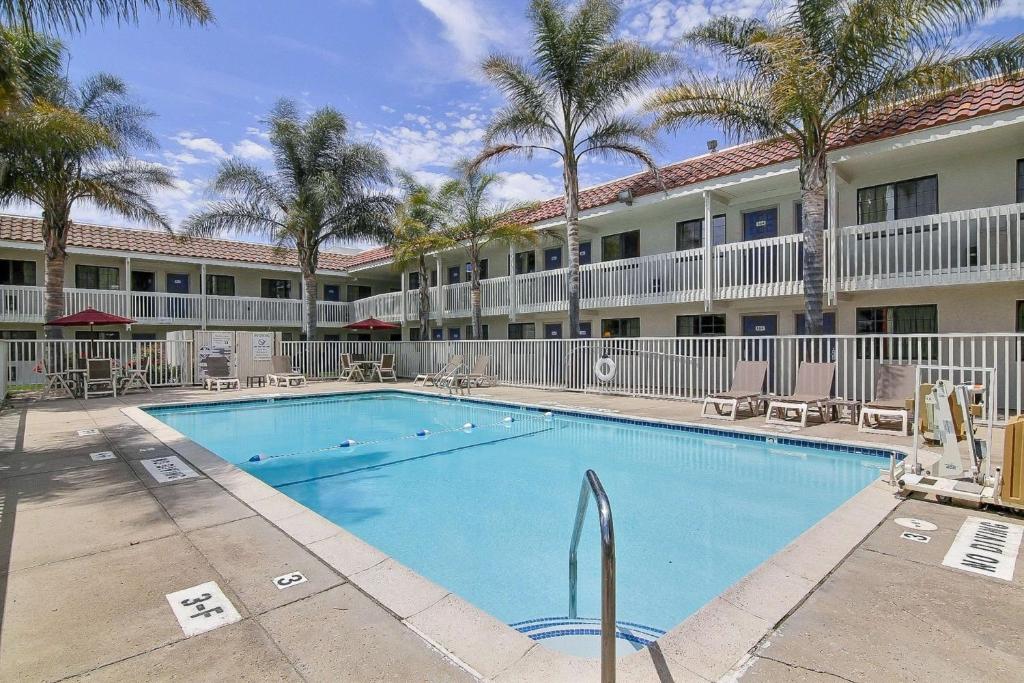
[261, 278, 291, 299]
[795, 312, 836, 335]
[675, 215, 726, 250]
[513, 250, 536, 274]
[676, 219, 703, 250]
[856, 304, 938, 359]
[347, 333, 371, 342]
[410, 327, 420, 340]
[206, 274, 235, 296]
[1017, 301, 1024, 332]
[857, 175, 938, 224]
[131, 333, 157, 341]
[466, 324, 489, 339]
[0, 259, 36, 286]
[346, 285, 371, 301]
[601, 230, 639, 261]
[76, 330, 120, 340]
[408, 272, 420, 290]
[601, 317, 640, 338]
[323, 334, 341, 342]
[75, 265, 119, 290]
[795, 202, 802, 233]
[579, 241, 592, 265]
[1018, 159, 1023, 203]
[508, 322, 536, 339]
[676, 314, 726, 337]
[466, 259, 488, 280]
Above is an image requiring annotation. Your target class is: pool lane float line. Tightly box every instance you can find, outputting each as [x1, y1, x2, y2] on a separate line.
[248, 417, 539, 463]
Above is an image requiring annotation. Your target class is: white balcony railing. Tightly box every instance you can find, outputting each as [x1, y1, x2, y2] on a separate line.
[206, 294, 302, 326]
[836, 202, 1024, 291]
[0, 284, 44, 322]
[714, 233, 806, 300]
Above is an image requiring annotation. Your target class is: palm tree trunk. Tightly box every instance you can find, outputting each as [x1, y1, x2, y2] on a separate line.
[470, 247, 482, 339]
[563, 157, 581, 338]
[42, 212, 69, 340]
[418, 257, 430, 339]
[301, 269, 318, 340]
[801, 154, 827, 334]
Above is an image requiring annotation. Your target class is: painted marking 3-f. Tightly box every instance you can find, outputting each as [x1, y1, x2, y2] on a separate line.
[181, 593, 224, 619]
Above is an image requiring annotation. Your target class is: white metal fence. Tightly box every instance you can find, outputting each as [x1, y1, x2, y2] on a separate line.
[5, 339, 193, 388]
[0, 341, 8, 400]
[284, 333, 1024, 422]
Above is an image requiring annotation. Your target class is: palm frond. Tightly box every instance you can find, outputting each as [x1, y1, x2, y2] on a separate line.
[182, 200, 285, 240]
[0, 0, 213, 33]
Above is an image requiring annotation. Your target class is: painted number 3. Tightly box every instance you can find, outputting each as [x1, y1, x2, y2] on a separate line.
[272, 571, 308, 589]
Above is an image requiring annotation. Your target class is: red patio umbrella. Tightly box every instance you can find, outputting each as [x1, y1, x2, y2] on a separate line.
[46, 308, 136, 357]
[343, 317, 400, 331]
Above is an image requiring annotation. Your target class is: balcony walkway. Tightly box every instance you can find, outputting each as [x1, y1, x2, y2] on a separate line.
[0, 382, 1018, 681]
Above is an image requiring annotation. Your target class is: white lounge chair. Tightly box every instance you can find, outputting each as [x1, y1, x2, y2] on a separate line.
[40, 359, 75, 399]
[339, 353, 365, 382]
[372, 353, 398, 382]
[203, 356, 239, 391]
[267, 355, 307, 387]
[84, 358, 116, 399]
[859, 364, 916, 435]
[414, 355, 463, 386]
[701, 360, 768, 420]
[462, 355, 496, 388]
[765, 362, 836, 428]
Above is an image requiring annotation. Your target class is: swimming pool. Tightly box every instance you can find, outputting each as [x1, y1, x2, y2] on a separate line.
[147, 391, 890, 656]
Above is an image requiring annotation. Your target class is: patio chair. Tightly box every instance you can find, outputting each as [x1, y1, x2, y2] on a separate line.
[372, 354, 398, 382]
[203, 356, 239, 391]
[120, 355, 153, 394]
[858, 364, 917, 435]
[765, 362, 836, 428]
[267, 355, 307, 387]
[413, 355, 464, 386]
[339, 353, 365, 382]
[701, 360, 769, 420]
[84, 358, 116, 399]
[464, 355, 496, 388]
[40, 359, 75, 399]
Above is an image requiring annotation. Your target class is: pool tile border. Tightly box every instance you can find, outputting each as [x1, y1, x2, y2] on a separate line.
[124, 387, 904, 681]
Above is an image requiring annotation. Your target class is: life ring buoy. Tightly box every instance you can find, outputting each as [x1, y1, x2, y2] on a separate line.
[594, 356, 616, 382]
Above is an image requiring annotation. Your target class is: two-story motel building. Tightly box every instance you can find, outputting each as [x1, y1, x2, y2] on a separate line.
[1, 79, 1023, 345]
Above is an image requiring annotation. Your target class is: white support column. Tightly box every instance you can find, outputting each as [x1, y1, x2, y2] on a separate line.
[435, 257, 443, 328]
[399, 271, 409, 339]
[508, 244, 519, 322]
[702, 190, 714, 311]
[826, 164, 840, 305]
[124, 256, 132, 329]
[200, 263, 207, 330]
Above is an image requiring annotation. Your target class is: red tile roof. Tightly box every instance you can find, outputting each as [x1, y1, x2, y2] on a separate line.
[0, 214, 352, 271]
[346, 77, 1024, 269]
[3, 78, 1021, 273]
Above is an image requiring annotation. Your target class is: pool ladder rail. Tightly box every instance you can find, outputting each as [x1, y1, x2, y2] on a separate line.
[569, 469, 616, 683]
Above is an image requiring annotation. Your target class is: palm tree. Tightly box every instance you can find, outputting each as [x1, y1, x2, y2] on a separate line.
[0, 26, 60, 115]
[440, 162, 536, 339]
[185, 100, 396, 340]
[0, 72, 175, 338]
[473, 0, 672, 338]
[1, 0, 212, 33]
[648, 0, 1024, 333]
[390, 172, 454, 339]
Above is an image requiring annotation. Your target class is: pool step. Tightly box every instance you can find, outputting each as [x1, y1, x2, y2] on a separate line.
[510, 616, 665, 656]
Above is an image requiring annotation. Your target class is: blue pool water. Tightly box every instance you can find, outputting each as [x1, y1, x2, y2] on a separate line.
[148, 391, 887, 654]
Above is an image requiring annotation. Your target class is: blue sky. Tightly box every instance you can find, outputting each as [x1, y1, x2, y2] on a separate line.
[37, 0, 1024, 244]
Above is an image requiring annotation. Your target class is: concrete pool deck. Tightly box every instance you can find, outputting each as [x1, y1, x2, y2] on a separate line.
[1, 380, 1020, 681]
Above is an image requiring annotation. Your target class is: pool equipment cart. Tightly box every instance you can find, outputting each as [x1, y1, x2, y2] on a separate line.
[569, 469, 616, 683]
[897, 365, 1000, 507]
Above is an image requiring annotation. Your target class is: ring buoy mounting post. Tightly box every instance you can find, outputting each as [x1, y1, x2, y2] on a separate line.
[594, 356, 616, 382]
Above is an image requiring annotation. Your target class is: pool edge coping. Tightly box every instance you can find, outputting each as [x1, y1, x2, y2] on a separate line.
[122, 386, 905, 682]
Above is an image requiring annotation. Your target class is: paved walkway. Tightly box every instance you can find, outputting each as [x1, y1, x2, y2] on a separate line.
[0, 381, 1020, 682]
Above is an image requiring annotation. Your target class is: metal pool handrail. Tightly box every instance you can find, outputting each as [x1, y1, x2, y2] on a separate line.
[569, 469, 616, 683]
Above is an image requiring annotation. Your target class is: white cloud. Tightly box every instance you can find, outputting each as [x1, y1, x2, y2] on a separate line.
[232, 139, 273, 160]
[171, 132, 229, 159]
[492, 172, 560, 204]
[416, 0, 501, 66]
[380, 104, 396, 113]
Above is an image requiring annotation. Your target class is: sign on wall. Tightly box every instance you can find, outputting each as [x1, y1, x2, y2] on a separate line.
[252, 332, 274, 361]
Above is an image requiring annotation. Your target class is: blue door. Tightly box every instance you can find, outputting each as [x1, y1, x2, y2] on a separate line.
[544, 323, 563, 339]
[323, 284, 340, 302]
[544, 247, 563, 270]
[743, 208, 778, 240]
[447, 266, 460, 284]
[742, 314, 778, 389]
[166, 273, 189, 318]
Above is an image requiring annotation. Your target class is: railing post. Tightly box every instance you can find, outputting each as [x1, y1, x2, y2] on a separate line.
[508, 244, 519, 322]
[827, 163, 840, 305]
[200, 263, 208, 330]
